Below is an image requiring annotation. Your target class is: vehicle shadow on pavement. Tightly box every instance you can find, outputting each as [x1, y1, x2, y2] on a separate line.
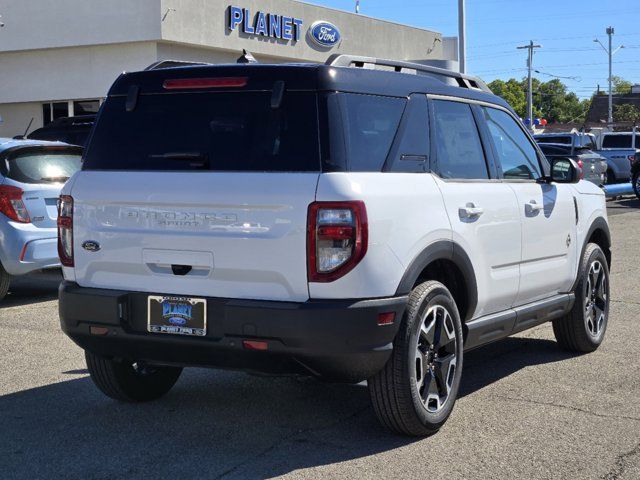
[0, 271, 61, 309]
[0, 335, 578, 479]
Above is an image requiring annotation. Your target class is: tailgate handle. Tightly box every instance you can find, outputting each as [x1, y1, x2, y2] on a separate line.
[171, 264, 192, 276]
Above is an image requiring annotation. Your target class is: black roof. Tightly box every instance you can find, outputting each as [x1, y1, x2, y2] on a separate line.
[107, 63, 510, 111]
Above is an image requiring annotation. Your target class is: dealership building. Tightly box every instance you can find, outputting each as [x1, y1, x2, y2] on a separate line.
[0, 0, 457, 138]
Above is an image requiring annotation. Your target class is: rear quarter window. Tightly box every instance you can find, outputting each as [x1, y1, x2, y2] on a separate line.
[602, 135, 632, 149]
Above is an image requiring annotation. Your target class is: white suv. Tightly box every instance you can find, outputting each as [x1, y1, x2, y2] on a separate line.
[58, 56, 611, 436]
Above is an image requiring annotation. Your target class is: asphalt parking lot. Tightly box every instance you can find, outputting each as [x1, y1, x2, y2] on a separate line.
[1, 198, 639, 480]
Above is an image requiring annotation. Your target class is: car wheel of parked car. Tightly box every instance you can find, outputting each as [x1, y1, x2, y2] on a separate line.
[606, 170, 615, 185]
[85, 351, 182, 402]
[553, 243, 609, 353]
[633, 171, 640, 200]
[368, 280, 464, 436]
[0, 263, 10, 301]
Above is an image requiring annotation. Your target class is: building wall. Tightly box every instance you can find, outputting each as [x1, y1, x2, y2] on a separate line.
[0, 42, 159, 104]
[0, 0, 161, 52]
[160, 0, 443, 62]
[0, 102, 42, 139]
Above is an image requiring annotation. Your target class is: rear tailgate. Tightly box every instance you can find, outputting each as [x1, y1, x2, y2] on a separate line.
[71, 172, 318, 301]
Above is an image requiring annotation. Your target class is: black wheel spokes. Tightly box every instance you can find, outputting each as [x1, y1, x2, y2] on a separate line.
[415, 305, 457, 413]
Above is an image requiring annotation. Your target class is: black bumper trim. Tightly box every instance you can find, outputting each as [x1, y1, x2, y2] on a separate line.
[59, 281, 407, 382]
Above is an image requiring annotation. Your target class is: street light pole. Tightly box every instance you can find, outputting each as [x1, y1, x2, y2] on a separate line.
[458, 0, 466, 73]
[517, 41, 542, 132]
[594, 26, 624, 127]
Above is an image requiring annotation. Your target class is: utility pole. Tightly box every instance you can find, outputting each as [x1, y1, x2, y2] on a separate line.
[517, 41, 542, 132]
[594, 27, 624, 127]
[458, 0, 466, 73]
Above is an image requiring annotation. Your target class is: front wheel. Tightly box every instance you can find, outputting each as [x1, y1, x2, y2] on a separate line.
[85, 351, 182, 402]
[553, 243, 610, 352]
[368, 280, 464, 436]
[633, 171, 640, 200]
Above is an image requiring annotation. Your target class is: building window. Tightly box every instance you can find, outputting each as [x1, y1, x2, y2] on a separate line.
[73, 100, 100, 116]
[42, 104, 52, 126]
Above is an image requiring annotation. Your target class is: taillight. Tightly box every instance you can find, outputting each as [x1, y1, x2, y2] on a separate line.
[57, 195, 74, 267]
[577, 159, 585, 180]
[162, 77, 248, 90]
[0, 185, 30, 223]
[307, 201, 368, 282]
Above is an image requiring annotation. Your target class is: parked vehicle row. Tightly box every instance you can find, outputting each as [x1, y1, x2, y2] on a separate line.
[57, 55, 611, 436]
[0, 138, 82, 299]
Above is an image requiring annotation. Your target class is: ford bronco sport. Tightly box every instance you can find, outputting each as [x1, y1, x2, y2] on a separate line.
[58, 55, 612, 436]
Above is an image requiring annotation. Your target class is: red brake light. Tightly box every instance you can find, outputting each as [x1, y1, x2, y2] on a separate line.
[162, 77, 248, 90]
[307, 201, 368, 283]
[57, 195, 74, 267]
[577, 159, 585, 180]
[0, 185, 30, 223]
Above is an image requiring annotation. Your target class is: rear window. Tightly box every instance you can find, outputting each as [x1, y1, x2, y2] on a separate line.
[83, 92, 320, 172]
[602, 135, 632, 149]
[2, 148, 82, 184]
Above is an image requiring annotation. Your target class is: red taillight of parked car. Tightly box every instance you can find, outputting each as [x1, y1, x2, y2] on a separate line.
[0, 185, 30, 223]
[162, 77, 248, 90]
[307, 201, 368, 282]
[57, 195, 74, 267]
[577, 160, 585, 180]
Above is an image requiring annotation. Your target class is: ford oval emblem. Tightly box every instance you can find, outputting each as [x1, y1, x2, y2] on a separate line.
[168, 317, 187, 326]
[82, 240, 100, 252]
[308, 21, 341, 48]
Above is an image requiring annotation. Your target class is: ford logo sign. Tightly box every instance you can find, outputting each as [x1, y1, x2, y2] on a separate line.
[82, 240, 100, 252]
[308, 21, 341, 48]
[168, 317, 187, 326]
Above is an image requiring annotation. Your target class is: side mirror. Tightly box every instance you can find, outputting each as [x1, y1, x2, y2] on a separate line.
[549, 157, 580, 184]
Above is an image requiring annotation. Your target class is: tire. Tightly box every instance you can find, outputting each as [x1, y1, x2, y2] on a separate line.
[633, 171, 640, 201]
[606, 169, 616, 185]
[85, 351, 182, 402]
[553, 243, 610, 353]
[368, 280, 464, 436]
[0, 263, 10, 301]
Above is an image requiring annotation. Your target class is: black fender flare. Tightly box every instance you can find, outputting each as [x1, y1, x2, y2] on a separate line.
[395, 240, 478, 322]
[567, 217, 611, 293]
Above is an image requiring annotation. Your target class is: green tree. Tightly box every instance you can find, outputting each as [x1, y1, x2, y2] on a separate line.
[613, 104, 640, 124]
[612, 76, 633, 95]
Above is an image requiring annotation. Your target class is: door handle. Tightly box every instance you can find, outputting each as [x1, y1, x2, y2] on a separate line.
[459, 203, 484, 219]
[525, 200, 543, 215]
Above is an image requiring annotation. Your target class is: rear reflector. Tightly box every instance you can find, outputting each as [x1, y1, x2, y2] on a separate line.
[243, 340, 268, 351]
[163, 77, 248, 90]
[90, 326, 109, 335]
[377, 312, 396, 326]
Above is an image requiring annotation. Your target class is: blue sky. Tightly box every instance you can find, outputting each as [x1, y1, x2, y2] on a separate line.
[308, 0, 640, 99]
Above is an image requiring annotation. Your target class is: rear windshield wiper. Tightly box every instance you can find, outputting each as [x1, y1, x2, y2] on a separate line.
[40, 176, 70, 183]
[149, 152, 207, 160]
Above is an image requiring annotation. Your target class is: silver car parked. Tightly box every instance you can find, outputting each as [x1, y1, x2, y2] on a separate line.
[0, 138, 82, 299]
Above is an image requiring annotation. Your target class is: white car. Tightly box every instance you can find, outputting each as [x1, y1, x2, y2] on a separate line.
[58, 55, 611, 436]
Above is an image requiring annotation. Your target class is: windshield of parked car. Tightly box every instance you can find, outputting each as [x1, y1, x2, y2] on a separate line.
[83, 92, 321, 172]
[3, 147, 82, 184]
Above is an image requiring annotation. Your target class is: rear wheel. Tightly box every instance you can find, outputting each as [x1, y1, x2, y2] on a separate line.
[633, 171, 640, 200]
[368, 280, 464, 436]
[606, 169, 616, 185]
[0, 263, 10, 301]
[553, 243, 609, 352]
[85, 351, 182, 402]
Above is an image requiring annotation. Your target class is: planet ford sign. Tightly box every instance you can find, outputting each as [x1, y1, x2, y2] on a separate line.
[227, 5, 341, 48]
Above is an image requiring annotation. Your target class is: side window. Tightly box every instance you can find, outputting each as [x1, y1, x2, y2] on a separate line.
[386, 94, 430, 173]
[432, 100, 489, 179]
[340, 93, 406, 172]
[482, 107, 542, 180]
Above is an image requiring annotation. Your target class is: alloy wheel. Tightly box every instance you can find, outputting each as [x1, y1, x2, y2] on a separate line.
[415, 305, 458, 413]
[584, 260, 607, 338]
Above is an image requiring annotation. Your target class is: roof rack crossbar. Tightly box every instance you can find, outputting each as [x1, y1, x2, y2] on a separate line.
[144, 59, 215, 71]
[325, 55, 491, 93]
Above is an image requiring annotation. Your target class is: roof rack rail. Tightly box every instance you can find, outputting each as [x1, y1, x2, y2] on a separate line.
[144, 59, 214, 71]
[325, 54, 491, 93]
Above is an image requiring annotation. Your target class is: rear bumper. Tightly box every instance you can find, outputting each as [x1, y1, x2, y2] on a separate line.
[59, 281, 407, 382]
[0, 222, 59, 275]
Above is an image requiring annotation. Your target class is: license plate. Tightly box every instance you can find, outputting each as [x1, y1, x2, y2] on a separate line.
[147, 296, 207, 337]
